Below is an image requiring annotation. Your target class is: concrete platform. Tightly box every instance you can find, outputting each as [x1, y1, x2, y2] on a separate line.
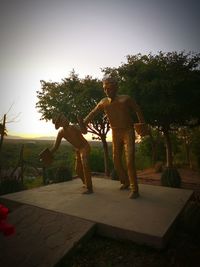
[1, 177, 193, 249]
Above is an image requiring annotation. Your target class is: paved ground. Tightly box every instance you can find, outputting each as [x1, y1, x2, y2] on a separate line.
[0, 204, 95, 267]
[1, 178, 193, 250]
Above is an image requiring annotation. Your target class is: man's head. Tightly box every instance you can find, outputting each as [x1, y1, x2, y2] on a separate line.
[52, 113, 69, 129]
[102, 76, 118, 100]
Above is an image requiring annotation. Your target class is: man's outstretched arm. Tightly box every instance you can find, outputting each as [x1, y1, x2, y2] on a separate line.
[84, 101, 104, 125]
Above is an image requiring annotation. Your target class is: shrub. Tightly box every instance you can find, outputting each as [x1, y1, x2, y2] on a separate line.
[89, 147, 105, 172]
[181, 201, 200, 239]
[44, 166, 72, 184]
[110, 169, 119, 180]
[161, 167, 181, 188]
[54, 166, 72, 183]
[44, 167, 56, 184]
[0, 179, 24, 195]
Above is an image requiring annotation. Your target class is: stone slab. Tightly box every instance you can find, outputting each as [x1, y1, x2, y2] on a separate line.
[0, 205, 95, 267]
[1, 177, 193, 248]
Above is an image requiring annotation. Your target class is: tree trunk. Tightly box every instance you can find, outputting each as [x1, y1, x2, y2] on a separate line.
[0, 114, 6, 152]
[163, 128, 173, 168]
[148, 131, 157, 166]
[184, 139, 192, 168]
[19, 144, 24, 184]
[101, 135, 110, 176]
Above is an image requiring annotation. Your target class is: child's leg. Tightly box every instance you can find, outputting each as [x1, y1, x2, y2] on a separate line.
[80, 146, 93, 193]
[75, 150, 85, 185]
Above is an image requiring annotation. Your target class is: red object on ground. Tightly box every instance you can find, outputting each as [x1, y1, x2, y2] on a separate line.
[0, 204, 15, 236]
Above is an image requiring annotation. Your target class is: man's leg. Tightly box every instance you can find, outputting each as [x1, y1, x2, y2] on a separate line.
[112, 130, 129, 189]
[124, 129, 139, 198]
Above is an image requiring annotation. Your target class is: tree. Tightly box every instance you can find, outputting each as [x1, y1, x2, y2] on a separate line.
[0, 114, 7, 152]
[104, 51, 200, 168]
[138, 128, 165, 166]
[36, 71, 111, 175]
[0, 107, 20, 153]
[190, 127, 200, 168]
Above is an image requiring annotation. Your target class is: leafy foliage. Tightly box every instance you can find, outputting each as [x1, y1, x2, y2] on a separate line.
[181, 201, 200, 239]
[36, 71, 110, 133]
[103, 51, 200, 167]
[161, 167, 181, 188]
[36, 70, 111, 174]
[0, 179, 24, 195]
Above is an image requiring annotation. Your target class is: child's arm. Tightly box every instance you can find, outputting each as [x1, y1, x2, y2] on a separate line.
[50, 129, 63, 154]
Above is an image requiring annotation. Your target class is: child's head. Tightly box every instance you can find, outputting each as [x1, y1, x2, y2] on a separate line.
[52, 113, 69, 129]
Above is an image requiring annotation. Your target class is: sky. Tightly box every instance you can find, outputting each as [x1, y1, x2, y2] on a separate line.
[0, 0, 199, 139]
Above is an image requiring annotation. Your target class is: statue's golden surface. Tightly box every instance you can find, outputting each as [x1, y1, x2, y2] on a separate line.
[84, 77, 148, 198]
[40, 113, 93, 194]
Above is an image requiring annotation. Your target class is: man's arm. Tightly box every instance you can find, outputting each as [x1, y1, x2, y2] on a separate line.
[128, 97, 150, 136]
[128, 97, 145, 123]
[84, 101, 104, 125]
[50, 129, 63, 154]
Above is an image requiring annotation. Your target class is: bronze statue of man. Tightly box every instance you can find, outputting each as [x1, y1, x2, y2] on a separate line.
[83, 77, 147, 198]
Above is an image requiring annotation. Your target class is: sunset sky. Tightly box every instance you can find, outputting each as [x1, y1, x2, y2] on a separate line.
[0, 0, 199, 139]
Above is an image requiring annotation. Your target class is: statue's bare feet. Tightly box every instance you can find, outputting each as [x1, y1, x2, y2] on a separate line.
[82, 188, 93, 194]
[128, 191, 139, 199]
[119, 184, 130, 190]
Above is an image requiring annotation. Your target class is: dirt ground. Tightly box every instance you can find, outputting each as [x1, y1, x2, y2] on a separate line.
[138, 167, 200, 188]
[59, 168, 200, 267]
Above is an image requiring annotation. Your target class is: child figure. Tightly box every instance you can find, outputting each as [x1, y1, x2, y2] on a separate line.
[50, 113, 93, 194]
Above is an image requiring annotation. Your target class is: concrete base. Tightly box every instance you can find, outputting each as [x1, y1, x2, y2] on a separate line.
[1, 177, 193, 248]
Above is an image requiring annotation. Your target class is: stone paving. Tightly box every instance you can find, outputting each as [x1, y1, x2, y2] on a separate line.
[0, 177, 193, 266]
[0, 204, 95, 267]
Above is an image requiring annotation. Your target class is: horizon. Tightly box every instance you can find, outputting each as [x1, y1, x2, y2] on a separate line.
[4, 132, 113, 142]
[1, 0, 199, 138]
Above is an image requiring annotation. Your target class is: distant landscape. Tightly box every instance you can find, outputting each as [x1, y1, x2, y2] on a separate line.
[5, 135, 111, 146]
[5, 135, 57, 141]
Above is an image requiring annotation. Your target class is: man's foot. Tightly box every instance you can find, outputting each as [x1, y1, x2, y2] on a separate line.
[120, 184, 130, 190]
[129, 191, 140, 199]
[82, 188, 93, 194]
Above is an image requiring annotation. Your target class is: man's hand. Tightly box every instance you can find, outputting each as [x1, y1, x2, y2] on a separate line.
[77, 116, 87, 134]
[134, 123, 150, 137]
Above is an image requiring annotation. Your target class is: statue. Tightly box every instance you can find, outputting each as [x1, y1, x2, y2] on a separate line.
[40, 113, 93, 194]
[83, 77, 148, 198]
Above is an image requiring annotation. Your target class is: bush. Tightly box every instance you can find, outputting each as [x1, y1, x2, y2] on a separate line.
[89, 147, 105, 172]
[0, 179, 24, 195]
[110, 169, 119, 180]
[24, 176, 43, 189]
[181, 201, 200, 239]
[44, 167, 56, 183]
[55, 166, 72, 183]
[161, 167, 181, 188]
[44, 165, 72, 184]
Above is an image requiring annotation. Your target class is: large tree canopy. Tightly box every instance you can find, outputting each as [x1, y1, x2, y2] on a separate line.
[103, 51, 200, 167]
[36, 70, 111, 175]
[105, 51, 200, 129]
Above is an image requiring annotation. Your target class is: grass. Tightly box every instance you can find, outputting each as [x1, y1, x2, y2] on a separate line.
[23, 176, 44, 189]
